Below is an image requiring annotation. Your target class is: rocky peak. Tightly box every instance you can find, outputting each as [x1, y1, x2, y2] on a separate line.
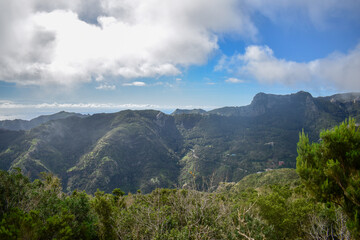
[250, 91, 313, 108]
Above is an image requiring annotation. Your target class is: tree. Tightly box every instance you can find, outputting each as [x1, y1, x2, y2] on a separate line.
[256, 185, 314, 239]
[297, 118, 360, 237]
[92, 190, 117, 240]
[0, 168, 30, 218]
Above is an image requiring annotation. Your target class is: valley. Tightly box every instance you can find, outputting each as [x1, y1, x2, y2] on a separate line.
[1, 91, 359, 193]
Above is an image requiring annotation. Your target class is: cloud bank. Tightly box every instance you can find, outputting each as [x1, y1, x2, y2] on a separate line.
[217, 44, 360, 91]
[0, 100, 217, 120]
[0, 0, 359, 87]
[0, 0, 250, 86]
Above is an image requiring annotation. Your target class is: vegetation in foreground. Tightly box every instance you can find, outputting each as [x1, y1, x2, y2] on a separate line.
[0, 169, 353, 239]
[0, 118, 359, 239]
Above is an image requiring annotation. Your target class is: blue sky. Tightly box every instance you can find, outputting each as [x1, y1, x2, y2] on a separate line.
[0, 0, 360, 119]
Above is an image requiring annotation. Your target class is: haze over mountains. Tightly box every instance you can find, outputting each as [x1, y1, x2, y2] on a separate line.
[0, 91, 359, 193]
[0, 111, 87, 131]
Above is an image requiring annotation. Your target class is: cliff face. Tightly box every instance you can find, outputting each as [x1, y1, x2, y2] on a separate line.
[208, 91, 316, 117]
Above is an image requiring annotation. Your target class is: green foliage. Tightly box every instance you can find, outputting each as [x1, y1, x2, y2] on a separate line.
[0, 208, 41, 240]
[92, 190, 117, 239]
[115, 188, 236, 239]
[0, 139, 355, 240]
[230, 168, 300, 193]
[256, 185, 315, 239]
[0, 170, 98, 239]
[0, 168, 30, 218]
[297, 118, 360, 237]
[0, 168, 357, 239]
[65, 190, 97, 239]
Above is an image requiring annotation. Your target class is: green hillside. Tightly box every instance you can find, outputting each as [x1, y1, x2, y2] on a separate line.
[0, 91, 360, 193]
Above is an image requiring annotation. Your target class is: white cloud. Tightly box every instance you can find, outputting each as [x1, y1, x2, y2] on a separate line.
[239, 45, 312, 85]
[0, 0, 359, 87]
[95, 75, 104, 81]
[0, 100, 218, 115]
[0, 99, 14, 104]
[218, 44, 360, 90]
[313, 46, 360, 90]
[0, 0, 250, 86]
[122, 81, 146, 87]
[0, 101, 158, 109]
[225, 77, 245, 83]
[96, 84, 116, 90]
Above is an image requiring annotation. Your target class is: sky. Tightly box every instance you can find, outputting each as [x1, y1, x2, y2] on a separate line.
[0, 0, 360, 120]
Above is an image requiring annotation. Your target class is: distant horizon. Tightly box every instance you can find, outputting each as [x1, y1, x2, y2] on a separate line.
[2, 90, 359, 121]
[1, 1, 359, 121]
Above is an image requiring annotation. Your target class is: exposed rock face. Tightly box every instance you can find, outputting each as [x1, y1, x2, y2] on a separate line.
[210, 91, 315, 117]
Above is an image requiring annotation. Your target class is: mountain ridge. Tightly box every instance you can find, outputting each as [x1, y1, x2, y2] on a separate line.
[0, 111, 87, 131]
[0, 91, 359, 193]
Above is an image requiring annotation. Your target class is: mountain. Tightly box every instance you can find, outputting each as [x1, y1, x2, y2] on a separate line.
[171, 108, 207, 115]
[0, 110, 182, 193]
[0, 111, 87, 131]
[0, 91, 359, 193]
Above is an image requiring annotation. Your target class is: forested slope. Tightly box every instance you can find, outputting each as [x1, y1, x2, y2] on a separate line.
[1, 91, 360, 193]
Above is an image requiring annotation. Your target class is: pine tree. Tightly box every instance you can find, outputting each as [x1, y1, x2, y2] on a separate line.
[297, 118, 360, 237]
